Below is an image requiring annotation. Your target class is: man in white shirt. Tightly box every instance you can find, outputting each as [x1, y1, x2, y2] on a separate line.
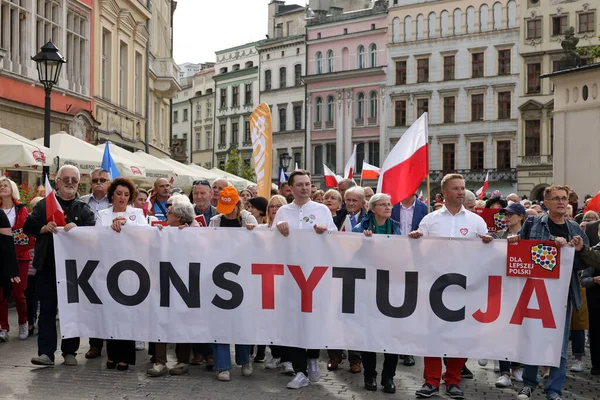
[408, 173, 492, 400]
[272, 170, 336, 390]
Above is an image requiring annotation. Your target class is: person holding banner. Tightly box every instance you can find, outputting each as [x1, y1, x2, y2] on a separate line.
[24, 166, 95, 367]
[409, 173, 492, 399]
[272, 170, 337, 390]
[190, 180, 217, 227]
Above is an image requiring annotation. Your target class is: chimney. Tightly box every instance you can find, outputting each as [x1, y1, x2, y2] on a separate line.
[329, 6, 343, 15]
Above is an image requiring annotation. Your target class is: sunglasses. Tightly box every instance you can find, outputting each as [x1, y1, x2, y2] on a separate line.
[193, 180, 211, 187]
[91, 178, 109, 184]
[58, 177, 79, 184]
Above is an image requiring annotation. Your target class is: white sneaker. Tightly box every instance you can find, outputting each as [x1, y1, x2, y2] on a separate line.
[570, 360, 584, 372]
[0, 329, 9, 342]
[495, 374, 512, 388]
[512, 368, 523, 382]
[307, 358, 320, 382]
[135, 341, 145, 351]
[280, 361, 294, 374]
[265, 357, 281, 369]
[18, 323, 28, 340]
[217, 370, 231, 381]
[286, 372, 309, 389]
[478, 359, 488, 367]
[147, 363, 168, 377]
[494, 360, 500, 372]
[241, 361, 253, 376]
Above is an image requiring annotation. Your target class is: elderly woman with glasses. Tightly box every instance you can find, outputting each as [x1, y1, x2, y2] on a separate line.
[352, 193, 400, 393]
[261, 195, 288, 229]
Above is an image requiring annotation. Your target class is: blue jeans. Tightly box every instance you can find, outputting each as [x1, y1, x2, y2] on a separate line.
[522, 302, 571, 400]
[212, 343, 251, 372]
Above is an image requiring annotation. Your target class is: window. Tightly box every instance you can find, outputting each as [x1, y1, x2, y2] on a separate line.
[357, 93, 365, 120]
[369, 142, 380, 166]
[525, 120, 540, 156]
[196, 132, 202, 151]
[244, 83, 252, 105]
[443, 97, 455, 123]
[206, 130, 212, 149]
[265, 70, 272, 91]
[552, 15, 568, 36]
[498, 50, 511, 75]
[245, 61, 253, 68]
[279, 108, 286, 132]
[553, 60, 567, 73]
[470, 142, 484, 170]
[231, 122, 239, 145]
[527, 63, 541, 94]
[497, 140, 511, 170]
[369, 44, 377, 67]
[207, 101, 212, 118]
[394, 100, 406, 126]
[244, 120, 251, 143]
[314, 145, 323, 174]
[326, 143, 336, 170]
[356, 143, 365, 173]
[232, 64, 240, 71]
[443, 56, 455, 81]
[471, 94, 484, 121]
[498, 91, 511, 120]
[1, 0, 27, 71]
[294, 105, 302, 130]
[417, 59, 429, 83]
[316, 52, 322, 74]
[527, 19, 542, 39]
[66, 7, 89, 95]
[326, 50, 334, 73]
[37, 0, 61, 51]
[417, 98, 429, 117]
[173, 110, 178, 123]
[231, 86, 239, 107]
[219, 123, 226, 145]
[396, 61, 407, 85]
[220, 88, 227, 108]
[369, 92, 378, 119]
[472, 52, 484, 78]
[101, 30, 111, 98]
[357, 45, 366, 69]
[183, 109, 188, 122]
[134, 53, 142, 113]
[442, 143, 455, 174]
[196, 103, 201, 120]
[315, 97, 322, 123]
[325, 96, 334, 123]
[579, 12, 595, 33]
[294, 152, 302, 169]
[294, 64, 302, 86]
[279, 67, 287, 88]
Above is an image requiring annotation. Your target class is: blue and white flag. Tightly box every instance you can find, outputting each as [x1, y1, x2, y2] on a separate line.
[278, 167, 289, 187]
[101, 141, 120, 180]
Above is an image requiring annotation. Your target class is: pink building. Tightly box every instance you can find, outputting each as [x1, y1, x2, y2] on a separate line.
[304, 1, 388, 183]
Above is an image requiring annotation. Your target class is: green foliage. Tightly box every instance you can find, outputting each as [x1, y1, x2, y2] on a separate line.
[223, 148, 256, 182]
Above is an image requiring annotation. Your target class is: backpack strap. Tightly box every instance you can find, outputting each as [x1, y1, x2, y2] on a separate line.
[522, 216, 535, 240]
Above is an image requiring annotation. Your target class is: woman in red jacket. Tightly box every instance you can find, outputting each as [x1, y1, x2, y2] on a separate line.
[0, 177, 34, 341]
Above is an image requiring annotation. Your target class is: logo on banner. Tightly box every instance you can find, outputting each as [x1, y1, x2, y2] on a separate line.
[475, 208, 505, 233]
[32, 150, 46, 163]
[129, 215, 136, 221]
[507, 240, 561, 279]
[493, 212, 507, 230]
[130, 166, 142, 175]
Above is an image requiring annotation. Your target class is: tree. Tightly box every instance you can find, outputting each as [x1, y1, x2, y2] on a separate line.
[576, 34, 600, 59]
[223, 148, 256, 182]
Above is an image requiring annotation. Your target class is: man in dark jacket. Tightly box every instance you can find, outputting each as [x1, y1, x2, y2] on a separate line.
[333, 186, 367, 232]
[24, 166, 95, 367]
[391, 194, 428, 235]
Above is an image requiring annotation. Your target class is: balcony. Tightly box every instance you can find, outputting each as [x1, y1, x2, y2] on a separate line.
[518, 155, 553, 166]
[355, 118, 364, 127]
[325, 121, 334, 129]
[150, 57, 181, 99]
[313, 122, 322, 130]
[429, 169, 517, 183]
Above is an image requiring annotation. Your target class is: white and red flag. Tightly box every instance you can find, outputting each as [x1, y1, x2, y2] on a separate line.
[323, 164, 341, 188]
[344, 144, 357, 179]
[476, 171, 489, 199]
[45, 177, 66, 226]
[377, 113, 429, 204]
[361, 161, 381, 180]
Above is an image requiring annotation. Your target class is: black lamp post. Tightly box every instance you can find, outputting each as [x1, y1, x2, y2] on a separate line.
[32, 41, 66, 179]
[279, 152, 292, 172]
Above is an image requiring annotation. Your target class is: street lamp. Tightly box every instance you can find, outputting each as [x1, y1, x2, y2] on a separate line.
[32, 41, 66, 179]
[279, 152, 292, 172]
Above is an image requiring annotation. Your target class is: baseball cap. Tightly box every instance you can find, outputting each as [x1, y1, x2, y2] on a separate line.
[217, 186, 240, 215]
[500, 202, 526, 216]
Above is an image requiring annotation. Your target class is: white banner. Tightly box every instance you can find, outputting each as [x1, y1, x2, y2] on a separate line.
[53, 227, 574, 367]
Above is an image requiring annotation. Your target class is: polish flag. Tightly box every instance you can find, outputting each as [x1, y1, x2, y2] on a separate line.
[584, 191, 600, 214]
[45, 177, 66, 226]
[476, 171, 489, 199]
[377, 113, 429, 204]
[344, 144, 357, 179]
[361, 161, 381, 180]
[142, 194, 151, 217]
[323, 164, 341, 188]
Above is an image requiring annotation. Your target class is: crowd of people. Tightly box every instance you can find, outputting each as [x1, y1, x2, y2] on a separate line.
[0, 165, 599, 400]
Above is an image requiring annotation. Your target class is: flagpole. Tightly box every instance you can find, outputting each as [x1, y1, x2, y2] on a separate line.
[426, 174, 431, 214]
[359, 174, 363, 187]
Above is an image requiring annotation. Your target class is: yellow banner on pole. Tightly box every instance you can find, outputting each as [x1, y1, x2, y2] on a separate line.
[250, 103, 273, 199]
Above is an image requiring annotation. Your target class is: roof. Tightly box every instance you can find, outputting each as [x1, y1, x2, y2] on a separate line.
[276, 4, 304, 16]
[215, 39, 269, 55]
[256, 34, 306, 49]
[541, 62, 600, 79]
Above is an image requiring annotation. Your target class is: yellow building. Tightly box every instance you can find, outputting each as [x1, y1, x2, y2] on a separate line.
[93, 0, 179, 157]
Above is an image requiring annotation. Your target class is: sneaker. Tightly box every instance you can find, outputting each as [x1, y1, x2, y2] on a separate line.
[147, 363, 168, 377]
[517, 386, 534, 399]
[217, 370, 231, 381]
[286, 372, 309, 389]
[570, 360, 584, 372]
[135, 341, 145, 351]
[18, 323, 28, 340]
[241, 361, 253, 376]
[31, 354, 54, 366]
[495, 374, 512, 388]
[265, 357, 281, 369]
[446, 384, 465, 399]
[169, 362, 189, 375]
[63, 354, 78, 366]
[0, 329, 9, 342]
[478, 359, 488, 366]
[280, 361, 294, 375]
[307, 358, 320, 382]
[415, 383, 439, 398]
[461, 365, 474, 379]
[494, 360, 500, 372]
[511, 368, 523, 382]
[548, 395, 563, 400]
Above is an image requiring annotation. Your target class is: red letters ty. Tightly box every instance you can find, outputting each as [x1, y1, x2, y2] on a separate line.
[251, 264, 284, 309]
[472, 276, 503, 323]
[509, 278, 556, 329]
[288, 265, 328, 313]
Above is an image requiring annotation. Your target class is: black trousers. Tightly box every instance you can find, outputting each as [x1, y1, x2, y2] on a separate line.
[25, 274, 38, 327]
[192, 343, 213, 357]
[270, 345, 291, 362]
[362, 352, 398, 379]
[588, 291, 600, 368]
[292, 347, 320, 375]
[89, 337, 104, 351]
[106, 339, 136, 365]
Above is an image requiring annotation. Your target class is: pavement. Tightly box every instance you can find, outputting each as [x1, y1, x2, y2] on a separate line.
[0, 309, 598, 400]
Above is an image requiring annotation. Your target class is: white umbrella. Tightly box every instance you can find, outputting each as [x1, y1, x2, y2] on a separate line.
[97, 143, 175, 183]
[0, 127, 51, 169]
[133, 151, 196, 189]
[210, 167, 255, 191]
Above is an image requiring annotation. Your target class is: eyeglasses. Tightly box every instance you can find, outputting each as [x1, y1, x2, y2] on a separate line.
[91, 178, 109, 184]
[193, 180, 211, 187]
[58, 177, 79, 184]
[548, 197, 569, 203]
[268, 204, 282, 210]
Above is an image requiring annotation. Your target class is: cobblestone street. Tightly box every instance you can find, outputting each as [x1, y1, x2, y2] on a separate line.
[0, 310, 598, 400]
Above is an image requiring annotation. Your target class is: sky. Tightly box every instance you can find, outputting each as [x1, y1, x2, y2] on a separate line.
[173, 0, 269, 65]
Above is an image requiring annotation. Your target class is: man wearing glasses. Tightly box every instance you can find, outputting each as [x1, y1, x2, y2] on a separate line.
[190, 180, 217, 227]
[24, 166, 95, 366]
[80, 168, 111, 221]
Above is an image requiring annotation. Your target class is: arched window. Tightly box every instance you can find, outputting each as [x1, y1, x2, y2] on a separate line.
[440, 10, 449, 37]
[326, 95, 334, 122]
[453, 9, 462, 35]
[507, 0, 517, 28]
[369, 44, 377, 67]
[264, 70, 272, 91]
[315, 97, 322, 123]
[428, 12, 436, 38]
[417, 14, 424, 40]
[357, 45, 366, 69]
[480, 4, 489, 32]
[326, 50, 334, 73]
[316, 52, 322, 74]
[357, 93, 365, 120]
[342, 47, 349, 70]
[369, 91, 378, 119]
[404, 16, 413, 40]
[493, 2, 502, 30]
[392, 17, 400, 43]
[466, 7, 475, 33]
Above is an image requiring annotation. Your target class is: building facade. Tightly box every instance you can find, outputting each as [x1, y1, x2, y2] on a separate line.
[517, 0, 599, 199]
[190, 68, 215, 168]
[304, 0, 388, 186]
[178, 62, 215, 79]
[387, 0, 520, 196]
[171, 76, 194, 162]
